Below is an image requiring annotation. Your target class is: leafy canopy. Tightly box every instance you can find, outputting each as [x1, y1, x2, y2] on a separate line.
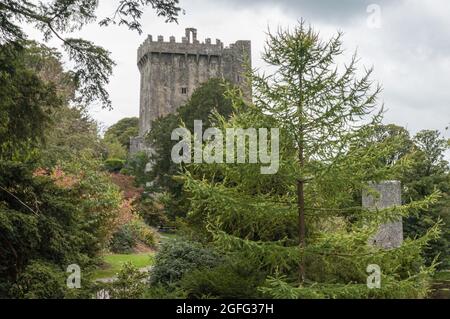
[146, 79, 236, 219]
[104, 117, 139, 151]
[0, 0, 181, 108]
[0, 43, 61, 161]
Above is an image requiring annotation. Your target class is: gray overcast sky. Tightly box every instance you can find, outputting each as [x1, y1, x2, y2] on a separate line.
[27, 0, 450, 147]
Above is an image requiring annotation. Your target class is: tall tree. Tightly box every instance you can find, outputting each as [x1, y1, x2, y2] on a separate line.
[0, 43, 60, 161]
[0, 42, 123, 298]
[22, 42, 104, 166]
[347, 125, 449, 269]
[254, 22, 382, 281]
[180, 22, 440, 298]
[0, 0, 181, 108]
[104, 117, 139, 151]
[41, 105, 103, 166]
[403, 130, 450, 269]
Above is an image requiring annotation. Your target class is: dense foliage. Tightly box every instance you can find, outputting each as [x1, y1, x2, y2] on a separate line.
[0, 8, 447, 299]
[122, 151, 150, 186]
[355, 124, 450, 269]
[150, 240, 222, 286]
[110, 219, 158, 254]
[176, 22, 443, 299]
[179, 258, 267, 299]
[102, 262, 148, 299]
[0, 159, 122, 298]
[403, 130, 450, 269]
[0, 0, 181, 108]
[0, 43, 60, 161]
[0, 41, 123, 298]
[103, 158, 126, 173]
[104, 117, 139, 151]
[146, 78, 237, 219]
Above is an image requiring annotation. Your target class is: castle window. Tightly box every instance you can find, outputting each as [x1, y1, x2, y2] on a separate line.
[181, 87, 188, 94]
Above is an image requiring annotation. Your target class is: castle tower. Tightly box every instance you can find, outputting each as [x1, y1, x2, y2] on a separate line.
[130, 28, 251, 153]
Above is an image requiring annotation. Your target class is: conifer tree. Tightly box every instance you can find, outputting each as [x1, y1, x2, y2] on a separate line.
[180, 21, 441, 298]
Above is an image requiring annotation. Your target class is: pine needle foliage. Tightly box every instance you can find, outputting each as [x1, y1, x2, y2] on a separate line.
[179, 21, 440, 299]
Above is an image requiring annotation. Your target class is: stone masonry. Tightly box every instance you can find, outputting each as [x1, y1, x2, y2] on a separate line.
[130, 28, 252, 153]
[362, 180, 404, 249]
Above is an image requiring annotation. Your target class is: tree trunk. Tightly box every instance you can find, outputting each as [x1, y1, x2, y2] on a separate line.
[298, 70, 306, 283]
[298, 146, 306, 283]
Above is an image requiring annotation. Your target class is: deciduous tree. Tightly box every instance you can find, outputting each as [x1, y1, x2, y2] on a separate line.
[0, 0, 181, 108]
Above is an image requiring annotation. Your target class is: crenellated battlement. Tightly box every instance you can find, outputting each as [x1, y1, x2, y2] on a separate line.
[137, 28, 228, 66]
[138, 33, 224, 47]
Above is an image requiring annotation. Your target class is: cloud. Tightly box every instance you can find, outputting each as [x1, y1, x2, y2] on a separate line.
[337, 0, 450, 135]
[213, 0, 402, 24]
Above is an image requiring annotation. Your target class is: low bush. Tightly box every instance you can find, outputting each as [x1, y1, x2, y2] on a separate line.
[127, 219, 159, 248]
[9, 260, 67, 299]
[137, 196, 169, 227]
[150, 240, 222, 286]
[145, 284, 187, 299]
[180, 258, 267, 299]
[105, 262, 148, 299]
[109, 219, 159, 254]
[110, 225, 136, 253]
[103, 158, 125, 172]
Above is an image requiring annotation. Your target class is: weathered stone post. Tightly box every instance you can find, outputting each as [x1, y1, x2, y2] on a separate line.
[362, 181, 403, 249]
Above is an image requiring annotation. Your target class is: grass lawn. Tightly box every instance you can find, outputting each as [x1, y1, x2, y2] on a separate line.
[93, 253, 155, 280]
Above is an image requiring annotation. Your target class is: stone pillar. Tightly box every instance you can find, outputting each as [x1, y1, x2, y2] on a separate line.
[362, 181, 403, 249]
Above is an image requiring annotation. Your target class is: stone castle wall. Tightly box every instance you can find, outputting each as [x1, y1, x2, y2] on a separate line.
[132, 28, 251, 151]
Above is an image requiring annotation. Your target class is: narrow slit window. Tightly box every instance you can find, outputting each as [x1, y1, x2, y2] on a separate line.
[181, 87, 188, 94]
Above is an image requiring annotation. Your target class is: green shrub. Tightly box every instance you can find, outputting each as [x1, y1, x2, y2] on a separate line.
[145, 284, 187, 299]
[150, 240, 222, 286]
[137, 196, 169, 227]
[180, 258, 267, 299]
[103, 158, 125, 172]
[9, 260, 67, 299]
[110, 225, 136, 253]
[109, 220, 158, 254]
[121, 151, 149, 186]
[259, 273, 433, 299]
[106, 262, 148, 299]
[0, 160, 122, 298]
[128, 219, 159, 247]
